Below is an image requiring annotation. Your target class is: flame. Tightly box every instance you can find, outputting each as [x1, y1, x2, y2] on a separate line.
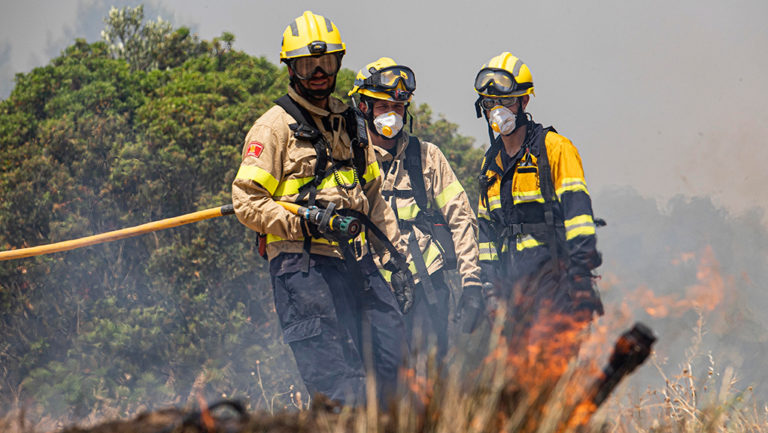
[622, 245, 726, 318]
[196, 393, 215, 433]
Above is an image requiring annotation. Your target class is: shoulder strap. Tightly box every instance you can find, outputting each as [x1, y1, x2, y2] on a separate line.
[274, 95, 330, 271]
[274, 95, 329, 201]
[535, 126, 568, 277]
[403, 135, 429, 212]
[341, 106, 370, 187]
[477, 136, 502, 211]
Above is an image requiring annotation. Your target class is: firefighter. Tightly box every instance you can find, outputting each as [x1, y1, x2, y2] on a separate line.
[348, 58, 484, 362]
[473, 52, 604, 358]
[231, 12, 413, 407]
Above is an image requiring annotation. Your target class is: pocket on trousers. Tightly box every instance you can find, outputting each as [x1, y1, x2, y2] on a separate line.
[282, 316, 322, 344]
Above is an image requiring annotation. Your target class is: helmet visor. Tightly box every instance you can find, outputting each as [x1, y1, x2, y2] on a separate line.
[365, 66, 416, 92]
[474, 68, 531, 96]
[292, 53, 341, 80]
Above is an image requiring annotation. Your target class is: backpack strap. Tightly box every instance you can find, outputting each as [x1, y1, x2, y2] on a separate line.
[274, 94, 330, 272]
[274, 95, 329, 206]
[477, 136, 502, 211]
[403, 135, 429, 212]
[341, 106, 370, 187]
[533, 126, 568, 278]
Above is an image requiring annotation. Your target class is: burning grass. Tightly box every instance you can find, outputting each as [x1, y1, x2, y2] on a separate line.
[1, 316, 765, 433]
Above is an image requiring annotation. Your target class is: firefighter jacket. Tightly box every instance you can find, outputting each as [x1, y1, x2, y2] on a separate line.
[232, 88, 407, 264]
[477, 122, 601, 283]
[374, 132, 482, 290]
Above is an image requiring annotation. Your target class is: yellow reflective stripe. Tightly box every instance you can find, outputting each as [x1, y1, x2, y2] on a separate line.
[488, 196, 501, 211]
[422, 242, 441, 269]
[273, 176, 312, 197]
[273, 167, 359, 197]
[236, 165, 279, 195]
[404, 243, 441, 275]
[479, 242, 498, 261]
[478, 204, 491, 220]
[398, 203, 421, 220]
[380, 242, 443, 281]
[363, 161, 380, 183]
[516, 235, 543, 251]
[380, 268, 392, 282]
[266, 231, 366, 246]
[556, 177, 589, 197]
[512, 190, 545, 203]
[434, 180, 464, 209]
[565, 214, 596, 240]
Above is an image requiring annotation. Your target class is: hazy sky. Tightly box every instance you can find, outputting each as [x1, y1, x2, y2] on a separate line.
[2, 0, 767, 222]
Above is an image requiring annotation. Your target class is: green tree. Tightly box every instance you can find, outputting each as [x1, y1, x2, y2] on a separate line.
[0, 6, 483, 424]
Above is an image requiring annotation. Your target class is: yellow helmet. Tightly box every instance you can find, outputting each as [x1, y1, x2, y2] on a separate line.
[474, 52, 535, 98]
[280, 11, 346, 60]
[348, 57, 415, 102]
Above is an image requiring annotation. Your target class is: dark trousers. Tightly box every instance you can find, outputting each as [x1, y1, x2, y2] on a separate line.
[270, 253, 406, 407]
[404, 271, 451, 363]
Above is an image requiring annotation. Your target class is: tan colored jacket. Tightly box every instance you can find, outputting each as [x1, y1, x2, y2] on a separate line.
[374, 132, 482, 289]
[232, 88, 406, 263]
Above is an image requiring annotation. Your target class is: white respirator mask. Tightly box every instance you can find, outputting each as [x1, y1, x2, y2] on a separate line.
[373, 111, 404, 139]
[488, 105, 517, 135]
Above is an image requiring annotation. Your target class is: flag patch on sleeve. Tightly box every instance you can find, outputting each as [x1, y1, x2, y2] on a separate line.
[246, 141, 264, 158]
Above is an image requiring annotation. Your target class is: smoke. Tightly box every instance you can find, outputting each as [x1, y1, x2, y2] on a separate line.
[593, 187, 768, 399]
[0, 41, 11, 99]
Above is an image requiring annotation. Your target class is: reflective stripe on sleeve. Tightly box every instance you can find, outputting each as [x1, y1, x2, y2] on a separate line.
[556, 177, 589, 197]
[479, 242, 499, 261]
[236, 165, 280, 195]
[564, 214, 596, 240]
[434, 180, 464, 208]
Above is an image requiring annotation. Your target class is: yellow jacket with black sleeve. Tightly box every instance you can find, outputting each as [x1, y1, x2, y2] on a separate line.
[477, 122, 601, 284]
[231, 87, 407, 264]
[373, 132, 482, 290]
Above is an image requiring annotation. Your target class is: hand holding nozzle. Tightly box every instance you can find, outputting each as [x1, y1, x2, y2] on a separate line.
[277, 201, 361, 238]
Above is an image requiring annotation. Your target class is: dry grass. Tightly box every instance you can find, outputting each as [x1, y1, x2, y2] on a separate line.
[2, 315, 766, 433]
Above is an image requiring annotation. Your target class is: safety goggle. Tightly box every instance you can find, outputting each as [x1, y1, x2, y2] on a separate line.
[480, 97, 519, 110]
[474, 68, 532, 96]
[291, 53, 341, 80]
[362, 66, 416, 92]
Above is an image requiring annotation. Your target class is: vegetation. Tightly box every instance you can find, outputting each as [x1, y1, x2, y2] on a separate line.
[0, 5, 483, 426]
[1, 5, 766, 433]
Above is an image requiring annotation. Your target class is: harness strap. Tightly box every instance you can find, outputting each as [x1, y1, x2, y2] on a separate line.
[404, 136, 429, 211]
[477, 136, 502, 210]
[531, 127, 567, 278]
[408, 233, 438, 305]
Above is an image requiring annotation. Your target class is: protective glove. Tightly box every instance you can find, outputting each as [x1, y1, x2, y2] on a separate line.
[302, 219, 323, 239]
[481, 281, 503, 319]
[567, 268, 604, 316]
[457, 284, 484, 333]
[385, 261, 415, 314]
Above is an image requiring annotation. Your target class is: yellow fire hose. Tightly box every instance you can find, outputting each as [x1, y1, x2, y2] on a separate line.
[0, 204, 236, 262]
[0, 202, 361, 262]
